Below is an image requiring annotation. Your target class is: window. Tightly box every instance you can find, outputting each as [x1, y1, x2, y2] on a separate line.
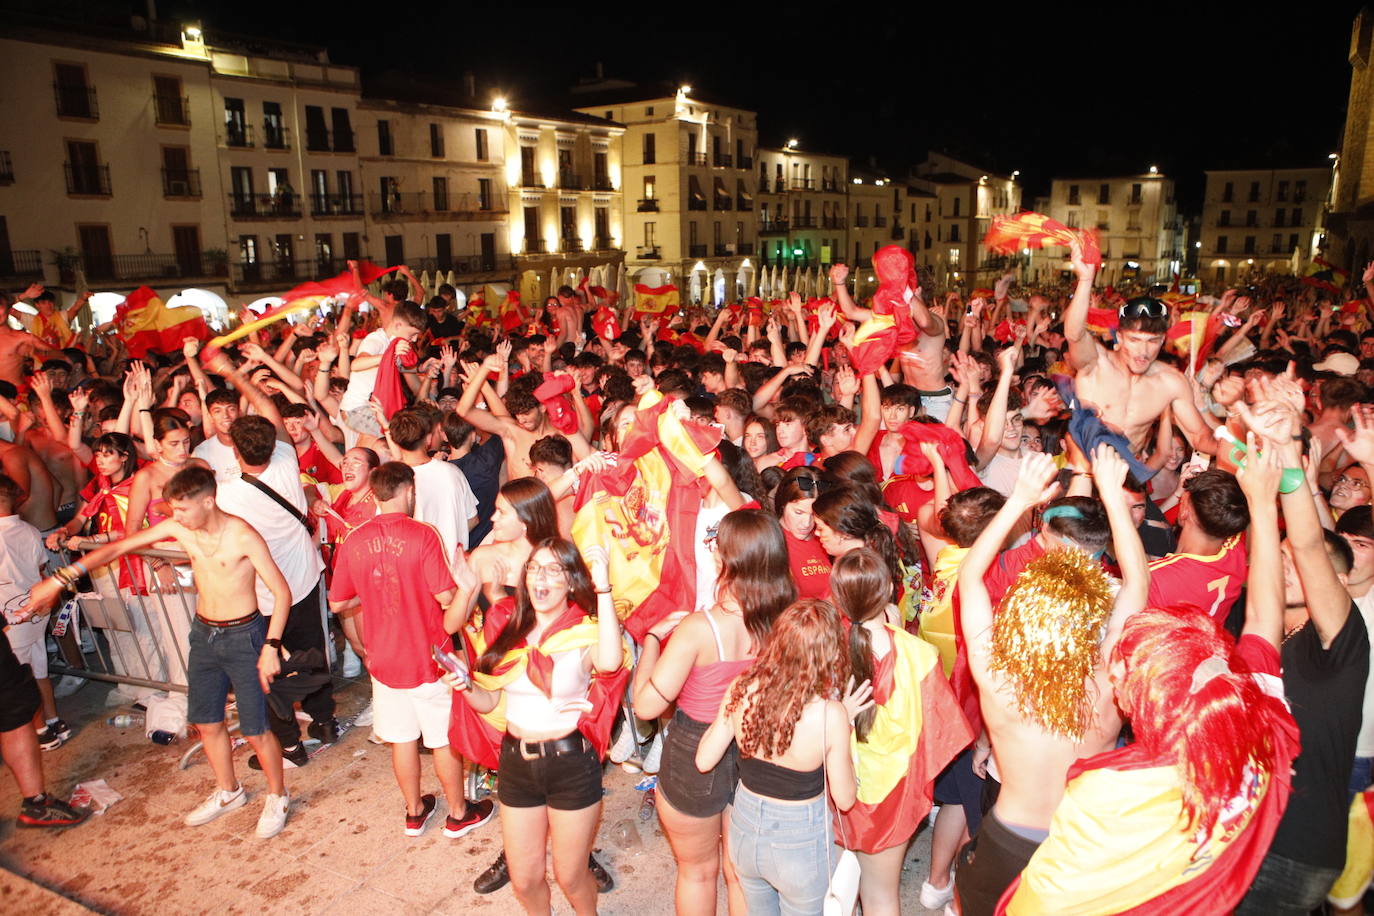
[475, 128, 488, 161]
[1217, 236, 1228, 254]
[172, 225, 201, 274]
[1130, 182, 1142, 204]
[342, 232, 361, 260]
[643, 132, 656, 164]
[239, 235, 258, 266]
[593, 151, 609, 188]
[687, 133, 698, 163]
[644, 221, 656, 246]
[161, 146, 196, 197]
[263, 102, 286, 149]
[1295, 180, 1308, 203]
[1222, 181, 1233, 203]
[644, 175, 657, 199]
[435, 234, 452, 269]
[377, 119, 393, 156]
[949, 225, 960, 242]
[594, 207, 609, 245]
[1243, 236, 1255, 254]
[1097, 210, 1109, 231]
[379, 176, 400, 213]
[520, 146, 538, 186]
[644, 106, 653, 116]
[315, 233, 334, 271]
[478, 178, 492, 211]
[1277, 180, 1289, 202]
[331, 108, 353, 152]
[523, 206, 540, 245]
[310, 169, 328, 210]
[230, 166, 254, 213]
[1292, 208, 1302, 226]
[1248, 181, 1260, 202]
[223, 97, 248, 146]
[153, 75, 187, 125]
[432, 176, 449, 211]
[65, 140, 107, 195]
[53, 63, 95, 119]
[1245, 210, 1257, 227]
[952, 196, 961, 217]
[1066, 211, 1080, 229]
[383, 235, 403, 267]
[560, 205, 577, 244]
[689, 222, 699, 246]
[1272, 234, 1283, 253]
[1289, 233, 1299, 250]
[1068, 184, 1080, 205]
[1098, 183, 1110, 204]
[1274, 209, 1285, 227]
[605, 110, 613, 121]
[1219, 210, 1230, 227]
[430, 123, 444, 158]
[337, 170, 354, 208]
[304, 106, 329, 151]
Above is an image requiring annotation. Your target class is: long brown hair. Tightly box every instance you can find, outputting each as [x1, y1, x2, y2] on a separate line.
[500, 477, 559, 545]
[813, 486, 903, 593]
[476, 537, 595, 674]
[725, 599, 849, 759]
[715, 509, 796, 651]
[829, 548, 892, 742]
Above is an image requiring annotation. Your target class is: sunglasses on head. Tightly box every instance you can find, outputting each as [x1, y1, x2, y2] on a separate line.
[1118, 298, 1168, 320]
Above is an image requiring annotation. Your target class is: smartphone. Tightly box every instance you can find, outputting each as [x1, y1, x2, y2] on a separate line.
[432, 645, 469, 686]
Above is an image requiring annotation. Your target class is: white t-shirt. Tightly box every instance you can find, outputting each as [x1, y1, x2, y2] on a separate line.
[192, 435, 241, 483]
[216, 440, 324, 613]
[1354, 590, 1374, 758]
[411, 458, 478, 565]
[339, 329, 391, 413]
[0, 515, 49, 648]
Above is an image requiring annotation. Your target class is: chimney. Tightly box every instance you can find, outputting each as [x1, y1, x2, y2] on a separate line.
[463, 71, 476, 97]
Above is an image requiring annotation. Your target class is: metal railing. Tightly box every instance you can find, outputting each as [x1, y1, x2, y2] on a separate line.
[687, 198, 707, 211]
[791, 179, 816, 190]
[637, 246, 661, 260]
[54, 82, 98, 119]
[408, 256, 514, 275]
[561, 236, 583, 252]
[738, 155, 753, 170]
[524, 238, 547, 254]
[304, 127, 332, 152]
[714, 196, 733, 211]
[262, 125, 291, 150]
[593, 237, 615, 251]
[310, 192, 364, 216]
[592, 176, 614, 191]
[738, 242, 755, 255]
[65, 162, 111, 196]
[689, 153, 708, 166]
[714, 153, 733, 168]
[228, 192, 302, 219]
[637, 198, 659, 212]
[0, 250, 43, 279]
[222, 123, 253, 148]
[70, 253, 226, 282]
[736, 196, 753, 211]
[559, 171, 583, 190]
[689, 244, 707, 257]
[792, 216, 817, 228]
[758, 219, 790, 234]
[161, 168, 201, 198]
[154, 94, 190, 126]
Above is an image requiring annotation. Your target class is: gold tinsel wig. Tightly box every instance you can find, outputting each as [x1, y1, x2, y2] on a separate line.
[987, 548, 1115, 740]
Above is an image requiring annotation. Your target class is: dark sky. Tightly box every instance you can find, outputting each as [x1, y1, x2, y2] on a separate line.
[13, 1, 1363, 212]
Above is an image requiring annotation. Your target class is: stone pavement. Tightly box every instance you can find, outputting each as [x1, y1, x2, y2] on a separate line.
[0, 676, 945, 914]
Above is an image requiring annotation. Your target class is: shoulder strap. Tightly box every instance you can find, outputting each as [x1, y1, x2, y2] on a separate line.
[701, 607, 727, 662]
[241, 474, 310, 532]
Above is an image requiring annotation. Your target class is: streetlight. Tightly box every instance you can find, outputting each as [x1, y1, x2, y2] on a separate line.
[786, 138, 799, 150]
[1149, 165, 1158, 174]
[492, 96, 508, 113]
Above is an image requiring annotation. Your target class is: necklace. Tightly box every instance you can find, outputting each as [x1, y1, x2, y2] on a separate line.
[157, 455, 183, 469]
[1282, 620, 1308, 644]
[193, 521, 226, 557]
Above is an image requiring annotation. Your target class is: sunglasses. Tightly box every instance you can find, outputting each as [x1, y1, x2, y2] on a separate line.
[1118, 298, 1168, 320]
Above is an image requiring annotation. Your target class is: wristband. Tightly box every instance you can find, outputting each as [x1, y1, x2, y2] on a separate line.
[1278, 468, 1306, 495]
[595, 587, 612, 595]
[265, 638, 282, 651]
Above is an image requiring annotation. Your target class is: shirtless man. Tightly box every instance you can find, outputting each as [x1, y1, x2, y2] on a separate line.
[18, 465, 294, 838]
[0, 291, 63, 387]
[1063, 243, 1216, 456]
[954, 447, 1147, 915]
[455, 352, 589, 479]
[23, 373, 82, 521]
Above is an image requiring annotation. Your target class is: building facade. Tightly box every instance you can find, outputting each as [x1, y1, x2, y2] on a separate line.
[910, 154, 1021, 291]
[1197, 167, 1331, 288]
[755, 145, 847, 275]
[1325, 9, 1374, 275]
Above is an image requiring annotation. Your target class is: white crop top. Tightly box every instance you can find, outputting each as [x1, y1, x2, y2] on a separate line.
[504, 646, 592, 735]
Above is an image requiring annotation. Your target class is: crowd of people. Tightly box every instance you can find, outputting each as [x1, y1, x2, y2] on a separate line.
[2, 244, 1374, 915]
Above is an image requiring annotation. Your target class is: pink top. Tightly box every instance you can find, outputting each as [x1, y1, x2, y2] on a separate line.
[675, 608, 754, 722]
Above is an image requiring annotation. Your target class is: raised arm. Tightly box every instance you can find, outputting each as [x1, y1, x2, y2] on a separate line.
[830, 263, 871, 323]
[1236, 434, 1284, 649]
[852, 372, 882, 456]
[1062, 241, 1100, 371]
[1092, 444, 1148, 645]
[204, 351, 287, 438]
[973, 346, 1018, 468]
[455, 355, 513, 437]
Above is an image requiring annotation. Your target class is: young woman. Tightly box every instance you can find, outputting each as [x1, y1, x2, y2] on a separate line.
[829, 549, 972, 916]
[126, 410, 207, 532]
[313, 447, 382, 550]
[812, 486, 906, 597]
[742, 415, 779, 470]
[459, 477, 560, 626]
[632, 509, 796, 915]
[449, 538, 624, 916]
[775, 467, 832, 600]
[697, 598, 866, 915]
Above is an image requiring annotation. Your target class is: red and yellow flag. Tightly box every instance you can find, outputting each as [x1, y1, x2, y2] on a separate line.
[984, 212, 1102, 266]
[632, 283, 680, 319]
[1330, 791, 1374, 908]
[116, 286, 210, 359]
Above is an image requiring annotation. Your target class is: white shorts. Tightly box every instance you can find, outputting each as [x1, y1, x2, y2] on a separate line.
[371, 676, 451, 749]
[6, 625, 47, 679]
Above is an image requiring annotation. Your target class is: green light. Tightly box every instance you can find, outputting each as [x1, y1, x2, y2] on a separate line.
[792, 248, 803, 256]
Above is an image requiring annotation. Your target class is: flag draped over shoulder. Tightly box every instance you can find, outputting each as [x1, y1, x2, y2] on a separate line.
[449, 600, 631, 769]
[837, 626, 972, 854]
[999, 697, 1298, 915]
[983, 212, 1102, 266]
[632, 283, 680, 319]
[116, 286, 210, 359]
[571, 391, 720, 642]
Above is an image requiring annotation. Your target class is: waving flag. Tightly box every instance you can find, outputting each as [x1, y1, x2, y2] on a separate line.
[1165, 309, 1221, 361]
[632, 283, 680, 319]
[984, 212, 1101, 266]
[1304, 256, 1349, 296]
[571, 391, 719, 642]
[116, 286, 210, 359]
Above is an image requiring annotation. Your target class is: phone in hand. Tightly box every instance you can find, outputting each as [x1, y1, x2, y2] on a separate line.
[432, 645, 469, 687]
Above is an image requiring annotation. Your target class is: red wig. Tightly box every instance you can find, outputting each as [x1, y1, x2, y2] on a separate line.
[1112, 608, 1285, 836]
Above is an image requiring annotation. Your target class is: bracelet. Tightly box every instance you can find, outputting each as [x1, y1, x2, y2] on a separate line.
[595, 587, 612, 595]
[643, 632, 661, 645]
[139, 408, 152, 413]
[953, 396, 966, 405]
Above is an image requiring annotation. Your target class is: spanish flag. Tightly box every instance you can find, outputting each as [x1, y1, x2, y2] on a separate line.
[116, 286, 210, 359]
[999, 709, 1298, 915]
[1165, 310, 1221, 362]
[571, 390, 720, 642]
[632, 283, 680, 319]
[1084, 306, 1119, 337]
[499, 290, 525, 332]
[838, 626, 972, 854]
[1304, 256, 1349, 296]
[848, 312, 897, 377]
[449, 600, 631, 769]
[1329, 791, 1374, 908]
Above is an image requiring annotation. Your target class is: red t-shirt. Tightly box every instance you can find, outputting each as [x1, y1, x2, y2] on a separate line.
[882, 475, 935, 524]
[330, 513, 457, 689]
[785, 528, 832, 599]
[984, 536, 1047, 609]
[1147, 534, 1247, 621]
[296, 441, 342, 485]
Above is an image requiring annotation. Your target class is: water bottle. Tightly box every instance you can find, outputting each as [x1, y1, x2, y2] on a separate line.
[149, 730, 177, 745]
[107, 714, 141, 728]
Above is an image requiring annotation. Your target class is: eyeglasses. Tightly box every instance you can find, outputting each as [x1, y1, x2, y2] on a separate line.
[524, 562, 567, 579]
[1336, 475, 1370, 491]
[1118, 297, 1168, 320]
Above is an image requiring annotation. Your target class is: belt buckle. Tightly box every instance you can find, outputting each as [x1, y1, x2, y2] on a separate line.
[518, 739, 542, 761]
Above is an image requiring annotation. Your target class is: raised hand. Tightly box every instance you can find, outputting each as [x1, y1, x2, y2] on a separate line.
[1070, 241, 1095, 283]
[829, 263, 849, 287]
[1090, 443, 1129, 498]
[833, 364, 859, 400]
[1336, 404, 1374, 466]
[1010, 451, 1060, 508]
[1236, 431, 1283, 502]
[182, 337, 201, 359]
[1236, 398, 1300, 446]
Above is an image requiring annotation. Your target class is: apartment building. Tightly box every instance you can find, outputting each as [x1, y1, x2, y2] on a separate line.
[1198, 167, 1331, 288]
[909, 154, 1021, 290]
[1034, 170, 1181, 287]
[755, 144, 848, 274]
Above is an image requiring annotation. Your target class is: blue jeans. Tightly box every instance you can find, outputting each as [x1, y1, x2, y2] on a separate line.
[1350, 755, 1373, 806]
[728, 783, 833, 916]
[1233, 851, 1343, 916]
[187, 614, 269, 737]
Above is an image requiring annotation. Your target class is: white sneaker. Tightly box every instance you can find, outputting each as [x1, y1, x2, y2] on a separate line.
[341, 644, 363, 678]
[609, 718, 639, 764]
[53, 675, 86, 698]
[919, 874, 956, 910]
[256, 792, 289, 839]
[354, 702, 374, 727]
[641, 731, 663, 775]
[185, 785, 246, 826]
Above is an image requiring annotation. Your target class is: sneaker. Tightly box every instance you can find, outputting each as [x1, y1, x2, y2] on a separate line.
[919, 874, 956, 910]
[36, 719, 72, 751]
[609, 717, 639, 764]
[249, 743, 309, 771]
[405, 794, 437, 837]
[588, 853, 614, 893]
[184, 785, 247, 826]
[256, 792, 289, 839]
[341, 643, 362, 677]
[443, 797, 495, 839]
[307, 718, 340, 745]
[473, 851, 509, 894]
[18, 794, 90, 829]
[354, 703, 374, 727]
[53, 675, 86, 698]
[641, 731, 663, 775]
[367, 730, 386, 745]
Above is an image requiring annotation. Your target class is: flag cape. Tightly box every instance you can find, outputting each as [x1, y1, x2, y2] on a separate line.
[1304, 256, 1349, 296]
[373, 336, 417, 419]
[592, 305, 622, 340]
[1084, 307, 1119, 337]
[32, 312, 76, 349]
[449, 600, 631, 770]
[632, 283, 680, 319]
[1329, 791, 1374, 908]
[499, 291, 525, 332]
[837, 626, 972, 853]
[570, 391, 719, 642]
[116, 286, 210, 359]
[921, 546, 966, 677]
[80, 475, 146, 593]
[983, 212, 1102, 266]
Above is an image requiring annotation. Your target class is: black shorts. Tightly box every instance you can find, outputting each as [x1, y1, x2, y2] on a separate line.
[933, 747, 988, 836]
[497, 733, 603, 811]
[0, 637, 40, 732]
[954, 810, 1044, 916]
[659, 708, 738, 817]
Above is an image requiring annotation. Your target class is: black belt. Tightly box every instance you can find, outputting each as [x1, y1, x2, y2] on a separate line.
[504, 732, 588, 760]
[196, 610, 262, 629]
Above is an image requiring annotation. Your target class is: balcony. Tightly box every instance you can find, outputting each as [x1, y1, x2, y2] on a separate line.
[368, 191, 507, 221]
[821, 180, 840, 193]
[637, 246, 662, 260]
[854, 215, 870, 228]
[523, 239, 547, 254]
[592, 175, 614, 191]
[0, 151, 12, 184]
[222, 124, 254, 148]
[161, 168, 202, 198]
[54, 82, 98, 119]
[262, 125, 291, 151]
[154, 94, 190, 126]
[689, 153, 708, 166]
[822, 216, 847, 229]
[738, 242, 755, 255]
[874, 215, 888, 227]
[520, 171, 545, 189]
[0, 250, 43, 281]
[408, 256, 515, 275]
[593, 236, 616, 251]
[561, 237, 584, 253]
[736, 196, 753, 211]
[714, 244, 731, 257]
[559, 171, 584, 190]
[714, 197, 733, 211]
[689, 244, 708, 257]
[738, 155, 753, 170]
[228, 192, 302, 219]
[688, 198, 708, 211]
[232, 259, 328, 286]
[714, 153, 733, 168]
[333, 130, 355, 153]
[310, 193, 364, 217]
[791, 179, 816, 191]
[65, 162, 111, 196]
[70, 252, 228, 284]
[304, 128, 332, 152]
[637, 198, 660, 212]
[891, 222, 905, 240]
[792, 216, 817, 229]
[758, 219, 790, 234]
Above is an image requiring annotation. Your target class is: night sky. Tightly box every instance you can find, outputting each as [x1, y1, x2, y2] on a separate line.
[8, 1, 1362, 211]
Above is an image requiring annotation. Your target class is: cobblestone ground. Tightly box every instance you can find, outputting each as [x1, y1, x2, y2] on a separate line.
[0, 676, 943, 915]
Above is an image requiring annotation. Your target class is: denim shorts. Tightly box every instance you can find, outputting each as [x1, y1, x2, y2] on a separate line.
[727, 782, 833, 916]
[187, 613, 269, 737]
[497, 733, 603, 811]
[659, 708, 738, 817]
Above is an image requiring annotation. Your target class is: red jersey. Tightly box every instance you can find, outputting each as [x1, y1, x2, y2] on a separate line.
[785, 528, 832, 599]
[1147, 534, 1247, 622]
[296, 441, 342, 485]
[882, 475, 935, 524]
[330, 513, 457, 689]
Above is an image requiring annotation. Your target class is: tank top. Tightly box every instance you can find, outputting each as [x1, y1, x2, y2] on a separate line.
[676, 608, 752, 722]
[738, 756, 824, 800]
